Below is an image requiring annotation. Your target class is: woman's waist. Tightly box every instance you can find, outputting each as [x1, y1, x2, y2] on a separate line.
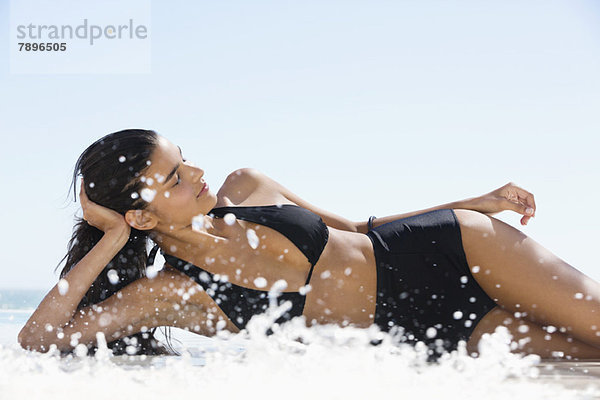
[303, 229, 377, 325]
[312, 228, 377, 284]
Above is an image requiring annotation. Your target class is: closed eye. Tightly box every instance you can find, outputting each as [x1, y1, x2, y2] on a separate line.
[172, 159, 187, 187]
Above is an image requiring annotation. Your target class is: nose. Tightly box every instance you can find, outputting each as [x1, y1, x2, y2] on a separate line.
[186, 163, 204, 183]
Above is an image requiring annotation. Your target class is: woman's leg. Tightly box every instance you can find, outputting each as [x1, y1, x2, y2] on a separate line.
[466, 305, 600, 359]
[453, 209, 600, 359]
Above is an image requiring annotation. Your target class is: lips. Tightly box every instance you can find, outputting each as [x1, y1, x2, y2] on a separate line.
[197, 182, 208, 198]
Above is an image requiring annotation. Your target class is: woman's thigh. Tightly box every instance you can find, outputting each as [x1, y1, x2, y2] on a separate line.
[453, 209, 600, 349]
[466, 305, 600, 359]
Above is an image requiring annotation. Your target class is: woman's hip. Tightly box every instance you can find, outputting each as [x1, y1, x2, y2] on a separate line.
[364, 208, 497, 360]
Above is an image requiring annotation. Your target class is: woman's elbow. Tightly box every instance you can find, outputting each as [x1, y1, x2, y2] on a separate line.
[18, 329, 41, 352]
[18, 326, 59, 353]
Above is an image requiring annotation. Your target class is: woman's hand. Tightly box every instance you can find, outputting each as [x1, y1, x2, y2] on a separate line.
[461, 182, 537, 225]
[80, 179, 130, 237]
[19, 181, 133, 353]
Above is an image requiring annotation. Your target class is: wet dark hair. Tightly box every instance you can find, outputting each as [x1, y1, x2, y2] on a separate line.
[55, 128, 177, 356]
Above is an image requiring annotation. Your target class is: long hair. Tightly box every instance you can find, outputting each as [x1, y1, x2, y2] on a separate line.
[55, 129, 176, 355]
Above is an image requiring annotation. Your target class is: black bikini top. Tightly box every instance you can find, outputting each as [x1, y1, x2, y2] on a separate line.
[148, 204, 329, 330]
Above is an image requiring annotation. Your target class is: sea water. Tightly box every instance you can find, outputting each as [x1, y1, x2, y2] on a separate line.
[1, 289, 599, 400]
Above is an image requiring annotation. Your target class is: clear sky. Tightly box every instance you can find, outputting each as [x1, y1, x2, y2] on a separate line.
[0, 0, 599, 289]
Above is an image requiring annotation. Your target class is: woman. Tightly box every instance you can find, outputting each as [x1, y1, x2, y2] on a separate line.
[18, 129, 600, 361]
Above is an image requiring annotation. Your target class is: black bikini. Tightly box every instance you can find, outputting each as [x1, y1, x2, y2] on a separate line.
[148, 204, 496, 362]
[148, 204, 329, 330]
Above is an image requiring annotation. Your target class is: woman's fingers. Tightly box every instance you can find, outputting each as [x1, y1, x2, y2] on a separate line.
[79, 179, 89, 203]
[80, 179, 91, 222]
[515, 187, 536, 217]
[504, 182, 536, 225]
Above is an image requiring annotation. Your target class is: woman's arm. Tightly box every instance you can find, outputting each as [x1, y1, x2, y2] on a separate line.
[242, 169, 536, 233]
[19, 257, 238, 353]
[355, 199, 468, 234]
[18, 228, 132, 352]
[19, 179, 237, 353]
[250, 168, 467, 233]
[357, 182, 537, 232]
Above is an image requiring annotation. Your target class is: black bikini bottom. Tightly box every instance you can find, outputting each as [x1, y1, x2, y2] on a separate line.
[365, 208, 497, 361]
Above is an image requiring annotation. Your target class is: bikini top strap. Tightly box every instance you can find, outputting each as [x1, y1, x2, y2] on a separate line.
[147, 243, 160, 267]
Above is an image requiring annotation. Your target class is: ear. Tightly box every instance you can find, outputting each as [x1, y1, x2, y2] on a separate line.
[124, 209, 158, 231]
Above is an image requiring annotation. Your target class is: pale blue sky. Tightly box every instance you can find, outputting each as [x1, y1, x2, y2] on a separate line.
[1, 0, 599, 289]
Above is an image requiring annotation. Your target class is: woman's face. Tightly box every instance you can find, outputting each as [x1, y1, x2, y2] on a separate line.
[131, 135, 217, 234]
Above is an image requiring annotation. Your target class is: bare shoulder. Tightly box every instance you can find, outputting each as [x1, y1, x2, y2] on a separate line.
[217, 168, 264, 203]
[224, 168, 280, 191]
[231, 168, 359, 232]
[222, 168, 261, 187]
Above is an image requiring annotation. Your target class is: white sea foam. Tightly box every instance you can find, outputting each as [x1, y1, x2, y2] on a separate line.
[0, 303, 598, 399]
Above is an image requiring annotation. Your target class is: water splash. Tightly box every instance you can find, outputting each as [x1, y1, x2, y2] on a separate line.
[1, 305, 598, 400]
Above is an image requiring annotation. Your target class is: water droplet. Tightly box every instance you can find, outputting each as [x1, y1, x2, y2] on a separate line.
[140, 188, 156, 202]
[518, 325, 530, 333]
[320, 270, 331, 279]
[89, 182, 95, 188]
[130, 192, 139, 199]
[224, 213, 237, 225]
[426, 327, 437, 338]
[164, 191, 170, 198]
[199, 272, 210, 282]
[299, 284, 312, 295]
[118, 155, 126, 163]
[344, 267, 352, 276]
[192, 214, 205, 232]
[154, 173, 165, 183]
[146, 265, 158, 279]
[107, 269, 119, 285]
[453, 311, 463, 320]
[74, 343, 89, 357]
[471, 266, 480, 273]
[246, 229, 259, 249]
[254, 277, 267, 288]
[269, 279, 288, 298]
[460, 275, 468, 284]
[574, 292, 584, 300]
[58, 279, 69, 295]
